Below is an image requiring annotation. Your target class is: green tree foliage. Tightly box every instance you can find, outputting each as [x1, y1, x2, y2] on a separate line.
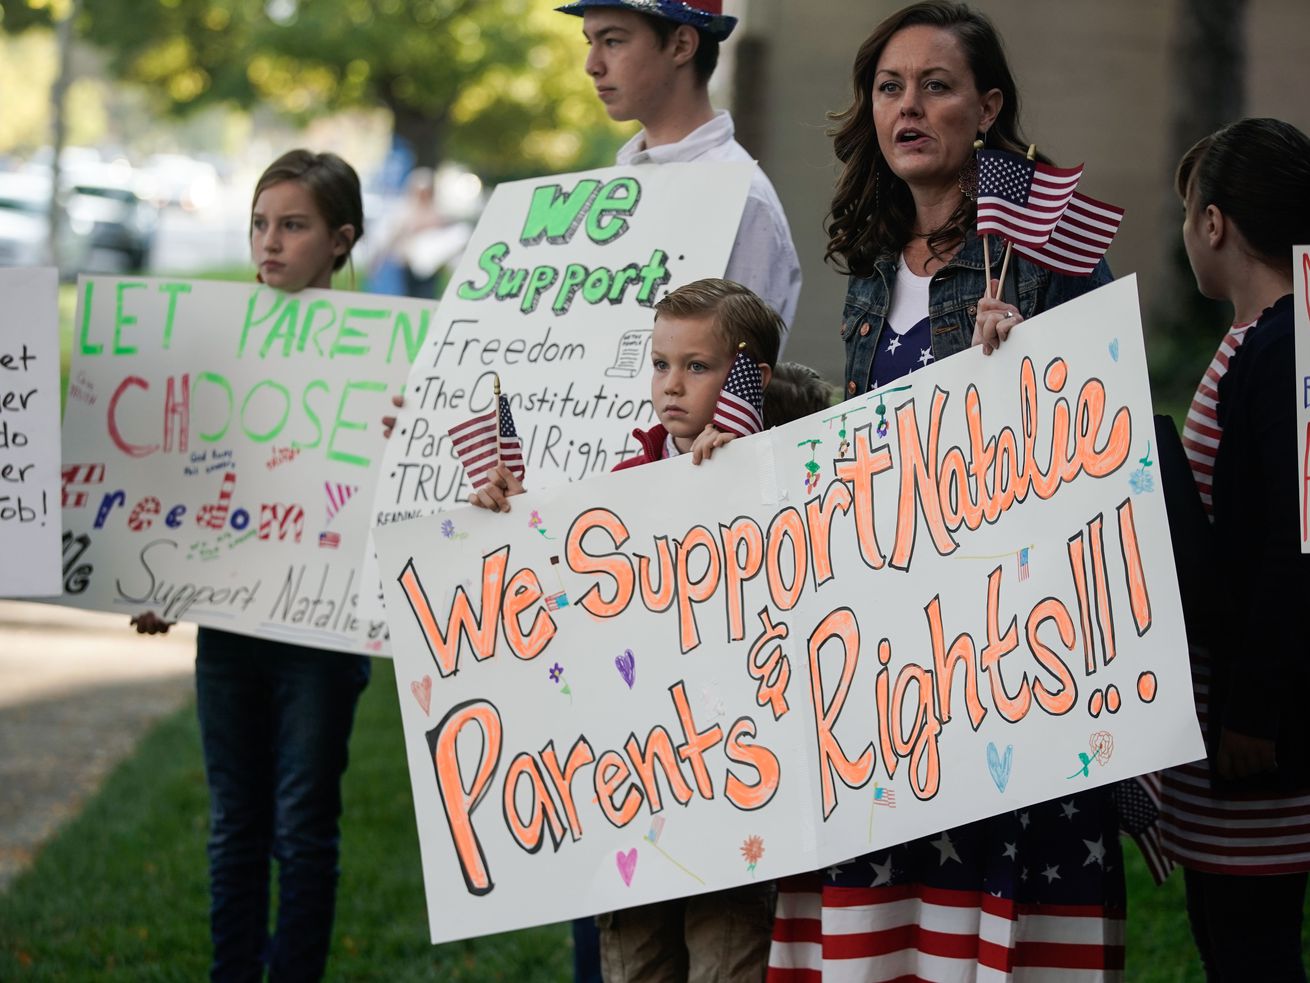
[1, 0, 626, 182]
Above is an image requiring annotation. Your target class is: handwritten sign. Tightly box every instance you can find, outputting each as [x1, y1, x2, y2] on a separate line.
[363, 163, 751, 618]
[1296, 246, 1310, 552]
[373, 276, 1204, 944]
[57, 276, 429, 652]
[0, 267, 61, 596]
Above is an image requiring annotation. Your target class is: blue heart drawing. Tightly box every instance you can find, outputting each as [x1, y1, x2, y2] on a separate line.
[614, 649, 636, 689]
[986, 741, 1013, 793]
[1108, 338, 1120, 362]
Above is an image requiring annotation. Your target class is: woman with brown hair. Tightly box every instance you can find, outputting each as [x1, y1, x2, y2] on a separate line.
[768, 4, 1124, 979]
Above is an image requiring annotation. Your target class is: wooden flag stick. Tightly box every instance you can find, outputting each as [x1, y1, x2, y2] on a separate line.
[983, 234, 993, 296]
[994, 143, 1037, 300]
[493, 372, 502, 471]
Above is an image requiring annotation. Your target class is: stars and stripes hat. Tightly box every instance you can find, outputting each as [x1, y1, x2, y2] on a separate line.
[555, 0, 737, 41]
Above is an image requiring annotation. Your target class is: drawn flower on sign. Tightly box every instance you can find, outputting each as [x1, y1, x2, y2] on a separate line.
[741, 835, 765, 875]
[549, 663, 564, 683]
[1128, 441, 1155, 495]
[441, 519, 456, 539]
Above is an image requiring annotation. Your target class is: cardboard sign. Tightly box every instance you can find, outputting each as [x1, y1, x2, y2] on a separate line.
[0, 267, 62, 596]
[374, 276, 1203, 944]
[58, 276, 429, 652]
[363, 163, 752, 618]
[1296, 246, 1310, 552]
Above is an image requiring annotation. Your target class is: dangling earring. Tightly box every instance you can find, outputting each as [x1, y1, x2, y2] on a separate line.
[958, 133, 985, 201]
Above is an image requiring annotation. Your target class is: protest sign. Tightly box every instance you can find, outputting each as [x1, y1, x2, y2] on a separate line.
[363, 162, 752, 619]
[1296, 246, 1310, 552]
[58, 276, 428, 652]
[0, 267, 62, 596]
[374, 275, 1204, 944]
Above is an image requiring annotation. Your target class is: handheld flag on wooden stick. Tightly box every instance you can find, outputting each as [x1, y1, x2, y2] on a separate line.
[448, 382, 525, 490]
[1012, 191, 1125, 275]
[712, 343, 765, 437]
[976, 148, 1083, 249]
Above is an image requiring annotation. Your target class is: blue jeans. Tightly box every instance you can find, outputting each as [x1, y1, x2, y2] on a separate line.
[196, 628, 370, 983]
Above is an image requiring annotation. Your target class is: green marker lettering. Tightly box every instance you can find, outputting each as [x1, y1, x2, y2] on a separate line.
[456, 242, 509, 301]
[78, 280, 101, 355]
[113, 281, 146, 355]
[326, 380, 386, 468]
[157, 282, 192, 350]
[240, 379, 291, 443]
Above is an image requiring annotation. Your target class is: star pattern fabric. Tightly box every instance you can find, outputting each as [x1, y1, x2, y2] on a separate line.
[869, 315, 931, 390]
[769, 789, 1127, 981]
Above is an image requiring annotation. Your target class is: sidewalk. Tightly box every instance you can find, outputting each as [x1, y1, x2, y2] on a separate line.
[0, 600, 197, 891]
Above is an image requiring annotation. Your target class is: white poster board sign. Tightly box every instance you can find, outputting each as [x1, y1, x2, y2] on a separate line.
[58, 276, 430, 653]
[364, 162, 751, 618]
[0, 267, 62, 596]
[1295, 246, 1310, 552]
[374, 276, 1204, 944]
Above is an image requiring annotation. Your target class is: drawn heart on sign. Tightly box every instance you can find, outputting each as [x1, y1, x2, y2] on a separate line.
[411, 676, 432, 715]
[615, 649, 636, 689]
[616, 848, 638, 886]
[986, 741, 1014, 793]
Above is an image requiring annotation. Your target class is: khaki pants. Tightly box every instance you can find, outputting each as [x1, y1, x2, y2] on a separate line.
[597, 882, 774, 983]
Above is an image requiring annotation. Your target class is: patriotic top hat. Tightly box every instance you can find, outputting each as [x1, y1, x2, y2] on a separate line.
[556, 0, 738, 41]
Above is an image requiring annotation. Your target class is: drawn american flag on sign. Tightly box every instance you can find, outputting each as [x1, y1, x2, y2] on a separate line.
[448, 395, 526, 491]
[976, 149, 1083, 249]
[712, 351, 764, 438]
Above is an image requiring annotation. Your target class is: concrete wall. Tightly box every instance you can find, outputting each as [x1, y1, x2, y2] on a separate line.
[728, 0, 1310, 386]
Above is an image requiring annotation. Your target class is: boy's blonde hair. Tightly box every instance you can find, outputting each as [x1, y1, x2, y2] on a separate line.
[653, 278, 783, 369]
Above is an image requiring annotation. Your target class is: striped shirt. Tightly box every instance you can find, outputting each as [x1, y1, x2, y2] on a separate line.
[1159, 318, 1310, 874]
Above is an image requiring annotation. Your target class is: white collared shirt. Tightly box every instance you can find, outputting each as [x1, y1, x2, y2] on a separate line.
[616, 110, 802, 351]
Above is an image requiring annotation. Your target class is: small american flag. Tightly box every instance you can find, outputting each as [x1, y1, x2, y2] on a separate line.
[448, 395, 525, 491]
[1013, 191, 1125, 275]
[544, 590, 570, 611]
[713, 350, 765, 437]
[977, 149, 1083, 249]
[872, 784, 896, 807]
[318, 531, 340, 549]
[1018, 546, 1031, 581]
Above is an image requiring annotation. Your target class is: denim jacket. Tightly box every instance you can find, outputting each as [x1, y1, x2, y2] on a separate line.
[839, 230, 1112, 397]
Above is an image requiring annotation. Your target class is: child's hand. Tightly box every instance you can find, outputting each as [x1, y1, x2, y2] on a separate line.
[130, 611, 173, 635]
[971, 279, 1024, 356]
[1217, 727, 1278, 781]
[468, 465, 526, 513]
[691, 424, 736, 465]
[382, 394, 405, 439]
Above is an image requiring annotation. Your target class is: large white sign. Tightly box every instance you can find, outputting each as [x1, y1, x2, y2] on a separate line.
[364, 162, 751, 617]
[374, 276, 1203, 944]
[58, 276, 429, 652]
[0, 267, 62, 596]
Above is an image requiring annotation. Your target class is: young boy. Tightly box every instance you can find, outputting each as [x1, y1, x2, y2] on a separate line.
[471, 277, 781, 510]
[557, 0, 802, 347]
[470, 279, 782, 981]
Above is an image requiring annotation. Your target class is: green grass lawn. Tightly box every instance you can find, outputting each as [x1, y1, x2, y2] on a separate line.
[0, 658, 572, 981]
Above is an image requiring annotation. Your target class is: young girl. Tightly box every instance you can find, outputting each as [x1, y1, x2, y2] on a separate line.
[132, 149, 371, 982]
[1157, 117, 1310, 981]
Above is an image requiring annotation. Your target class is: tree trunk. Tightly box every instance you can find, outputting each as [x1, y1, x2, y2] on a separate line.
[1151, 0, 1247, 414]
[389, 101, 448, 170]
[48, 0, 80, 271]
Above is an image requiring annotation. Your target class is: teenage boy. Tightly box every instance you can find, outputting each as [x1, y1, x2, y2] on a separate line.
[558, 0, 802, 351]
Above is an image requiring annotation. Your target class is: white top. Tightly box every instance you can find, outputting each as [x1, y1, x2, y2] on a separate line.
[886, 258, 932, 336]
[616, 110, 802, 351]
